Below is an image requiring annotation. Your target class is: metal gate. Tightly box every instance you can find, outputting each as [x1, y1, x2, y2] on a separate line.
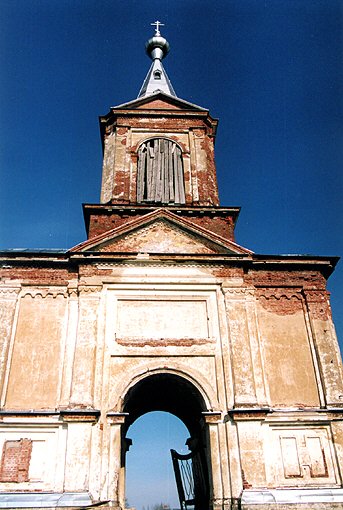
[171, 442, 209, 510]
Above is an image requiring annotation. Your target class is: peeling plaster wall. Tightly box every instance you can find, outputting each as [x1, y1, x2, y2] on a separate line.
[0, 260, 343, 507]
[256, 296, 320, 407]
[5, 292, 67, 409]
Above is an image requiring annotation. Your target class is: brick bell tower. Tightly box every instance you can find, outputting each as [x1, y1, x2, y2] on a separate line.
[81, 23, 244, 252]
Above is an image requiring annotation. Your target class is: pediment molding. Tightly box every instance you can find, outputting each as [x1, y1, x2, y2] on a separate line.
[70, 209, 252, 255]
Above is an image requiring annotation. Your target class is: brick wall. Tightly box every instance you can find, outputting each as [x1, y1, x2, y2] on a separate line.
[0, 439, 32, 483]
[87, 210, 236, 242]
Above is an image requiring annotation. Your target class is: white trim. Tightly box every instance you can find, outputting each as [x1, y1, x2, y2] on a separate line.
[242, 488, 343, 504]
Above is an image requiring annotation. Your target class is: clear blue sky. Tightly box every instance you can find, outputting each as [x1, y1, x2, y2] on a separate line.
[1, 1, 342, 508]
[126, 412, 189, 509]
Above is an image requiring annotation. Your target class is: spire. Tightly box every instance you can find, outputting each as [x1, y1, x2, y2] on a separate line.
[138, 21, 177, 98]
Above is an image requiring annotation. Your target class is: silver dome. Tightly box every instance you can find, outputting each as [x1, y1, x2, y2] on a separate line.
[145, 35, 170, 60]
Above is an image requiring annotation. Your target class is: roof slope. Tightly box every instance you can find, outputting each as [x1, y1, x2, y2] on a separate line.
[138, 59, 176, 98]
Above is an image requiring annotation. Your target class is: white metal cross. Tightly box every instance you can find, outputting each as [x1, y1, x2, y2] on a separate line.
[151, 20, 164, 36]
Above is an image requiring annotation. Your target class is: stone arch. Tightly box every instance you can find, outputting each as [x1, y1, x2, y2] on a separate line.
[110, 365, 220, 419]
[118, 369, 214, 509]
[137, 135, 184, 153]
[136, 137, 186, 205]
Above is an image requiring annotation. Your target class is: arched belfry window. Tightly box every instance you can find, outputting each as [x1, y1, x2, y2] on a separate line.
[137, 138, 186, 204]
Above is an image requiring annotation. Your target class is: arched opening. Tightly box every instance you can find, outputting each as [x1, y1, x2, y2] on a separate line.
[136, 138, 186, 205]
[121, 373, 211, 510]
[126, 411, 189, 509]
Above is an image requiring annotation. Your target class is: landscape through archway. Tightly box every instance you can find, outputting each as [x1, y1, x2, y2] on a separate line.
[121, 373, 211, 510]
[125, 412, 188, 509]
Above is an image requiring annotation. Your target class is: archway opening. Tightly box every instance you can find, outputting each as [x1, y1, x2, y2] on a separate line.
[126, 411, 189, 510]
[122, 373, 211, 510]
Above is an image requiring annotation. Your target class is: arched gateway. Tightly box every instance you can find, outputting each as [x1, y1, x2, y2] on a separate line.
[121, 373, 211, 509]
[1, 23, 343, 510]
[107, 366, 224, 509]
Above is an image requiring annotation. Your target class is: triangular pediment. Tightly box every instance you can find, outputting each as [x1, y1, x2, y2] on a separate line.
[85, 220, 227, 254]
[111, 91, 207, 112]
[70, 209, 252, 255]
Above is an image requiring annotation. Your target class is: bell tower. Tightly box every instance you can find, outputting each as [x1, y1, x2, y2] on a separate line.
[83, 24, 241, 245]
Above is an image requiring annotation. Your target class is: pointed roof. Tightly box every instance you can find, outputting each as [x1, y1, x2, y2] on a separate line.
[138, 21, 177, 99]
[138, 59, 176, 98]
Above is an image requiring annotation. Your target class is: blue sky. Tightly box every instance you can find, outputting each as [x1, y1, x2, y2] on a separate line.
[126, 412, 189, 509]
[1, 1, 342, 508]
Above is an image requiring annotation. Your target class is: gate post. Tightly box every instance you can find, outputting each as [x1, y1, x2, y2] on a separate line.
[107, 413, 128, 509]
[203, 412, 228, 510]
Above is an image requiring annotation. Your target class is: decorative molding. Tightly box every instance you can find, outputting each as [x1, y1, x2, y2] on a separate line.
[227, 407, 271, 422]
[255, 287, 304, 315]
[0, 410, 60, 417]
[222, 286, 255, 298]
[107, 412, 129, 425]
[78, 285, 103, 295]
[20, 287, 68, 299]
[67, 285, 79, 298]
[0, 287, 21, 299]
[256, 287, 302, 301]
[304, 290, 330, 302]
[60, 409, 100, 423]
[303, 290, 331, 320]
[95, 261, 244, 270]
[193, 128, 204, 138]
[105, 123, 115, 135]
[202, 411, 222, 424]
[116, 337, 214, 347]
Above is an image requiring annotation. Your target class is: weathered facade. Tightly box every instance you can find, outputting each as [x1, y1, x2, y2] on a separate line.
[1, 27, 343, 510]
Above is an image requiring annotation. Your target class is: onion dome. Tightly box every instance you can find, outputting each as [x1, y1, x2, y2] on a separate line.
[138, 21, 176, 98]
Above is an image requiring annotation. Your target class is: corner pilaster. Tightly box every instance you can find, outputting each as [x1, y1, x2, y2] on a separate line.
[304, 289, 343, 407]
[0, 286, 21, 396]
[70, 285, 102, 407]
